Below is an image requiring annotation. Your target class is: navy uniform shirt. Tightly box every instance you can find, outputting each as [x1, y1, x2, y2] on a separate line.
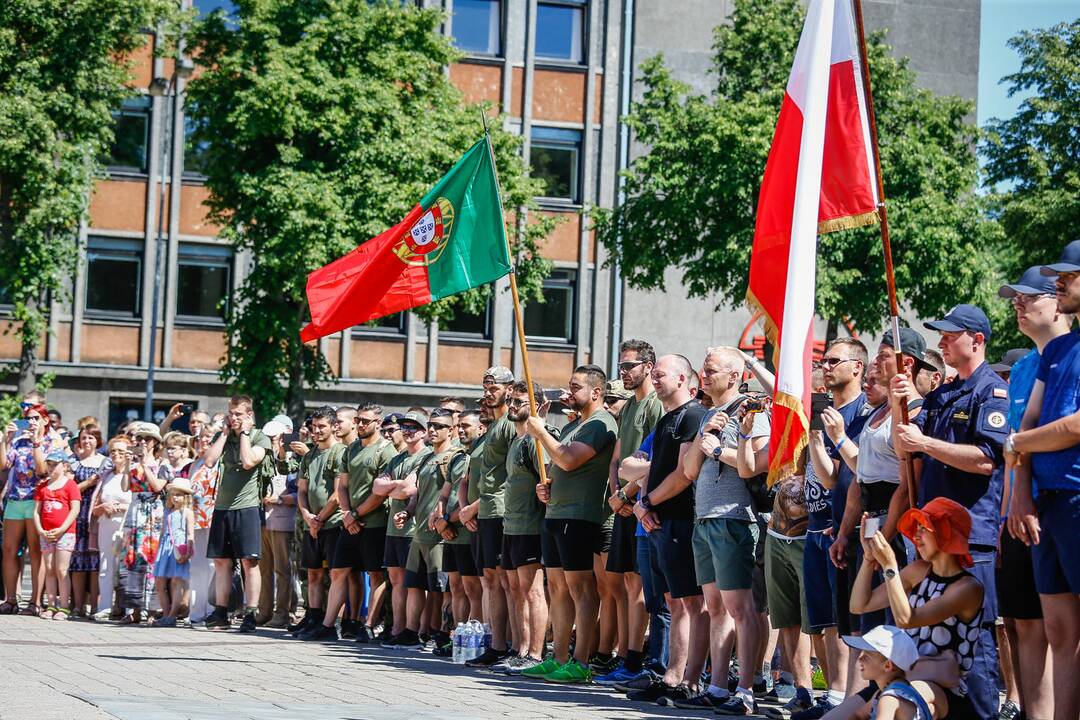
[915, 361, 1009, 547]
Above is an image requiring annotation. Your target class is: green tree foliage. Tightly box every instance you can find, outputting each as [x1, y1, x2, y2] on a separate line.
[983, 19, 1079, 272]
[592, 0, 1004, 341]
[0, 0, 174, 393]
[186, 0, 552, 418]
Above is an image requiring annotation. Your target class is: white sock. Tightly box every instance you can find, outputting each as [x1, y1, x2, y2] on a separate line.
[827, 689, 845, 706]
[707, 684, 730, 698]
[736, 687, 754, 704]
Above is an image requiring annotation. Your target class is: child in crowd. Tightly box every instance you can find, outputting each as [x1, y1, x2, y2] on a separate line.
[33, 451, 82, 620]
[843, 625, 944, 719]
[152, 479, 195, 627]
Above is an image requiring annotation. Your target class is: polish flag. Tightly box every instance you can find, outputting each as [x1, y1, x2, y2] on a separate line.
[746, 0, 880, 484]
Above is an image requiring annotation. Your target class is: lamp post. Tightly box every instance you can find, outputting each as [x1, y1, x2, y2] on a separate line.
[144, 58, 195, 422]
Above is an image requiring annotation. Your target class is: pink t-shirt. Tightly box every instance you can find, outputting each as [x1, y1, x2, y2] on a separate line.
[34, 479, 81, 533]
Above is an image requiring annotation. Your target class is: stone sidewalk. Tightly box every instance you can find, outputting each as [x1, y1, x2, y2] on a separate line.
[0, 616, 712, 720]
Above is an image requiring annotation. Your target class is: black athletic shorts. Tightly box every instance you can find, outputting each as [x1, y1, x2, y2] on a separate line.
[301, 527, 342, 570]
[472, 517, 504, 570]
[542, 518, 601, 572]
[382, 534, 412, 569]
[449, 543, 480, 577]
[501, 534, 542, 570]
[997, 530, 1042, 620]
[207, 507, 263, 560]
[647, 517, 703, 599]
[606, 514, 639, 573]
[330, 525, 387, 572]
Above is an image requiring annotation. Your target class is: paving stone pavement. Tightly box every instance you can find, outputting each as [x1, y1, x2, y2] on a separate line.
[0, 616, 716, 720]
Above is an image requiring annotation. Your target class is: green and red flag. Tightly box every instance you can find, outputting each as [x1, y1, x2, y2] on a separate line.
[300, 138, 511, 343]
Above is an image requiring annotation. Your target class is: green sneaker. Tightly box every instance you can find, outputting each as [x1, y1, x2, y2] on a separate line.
[521, 655, 561, 679]
[811, 664, 827, 691]
[543, 659, 592, 684]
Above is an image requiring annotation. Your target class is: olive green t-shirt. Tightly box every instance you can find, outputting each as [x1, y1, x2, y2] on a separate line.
[465, 432, 488, 505]
[547, 410, 618, 524]
[299, 442, 347, 529]
[447, 438, 481, 545]
[478, 413, 515, 519]
[617, 390, 664, 466]
[385, 447, 434, 538]
[414, 448, 467, 545]
[343, 436, 398, 528]
[503, 433, 545, 536]
[215, 429, 273, 510]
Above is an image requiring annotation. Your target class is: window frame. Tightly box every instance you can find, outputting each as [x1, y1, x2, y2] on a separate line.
[530, 126, 583, 205]
[524, 268, 576, 345]
[84, 237, 144, 320]
[174, 242, 233, 326]
[439, 298, 493, 342]
[451, 0, 503, 58]
[351, 312, 407, 338]
[103, 96, 153, 177]
[534, 0, 588, 66]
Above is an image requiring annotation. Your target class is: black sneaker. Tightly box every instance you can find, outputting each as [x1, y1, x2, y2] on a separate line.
[376, 627, 394, 646]
[287, 611, 309, 634]
[627, 678, 676, 703]
[299, 623, 338, 641]
[432, 641, 454, 657]
[387, 630, 422, 649]
[614, 670, 659, 693]
[715, 694, 758, 716]
[764, 688, 814, 719]
[354, 625, 376, 644]
[998, 701, 1020, 720]
[465, 648, 506, 667]
[657, 684, 696, 707]
[290, 614, 317, 637]
[237, 612, 257, 633]
[588, 653, 619, 675]
[675, 691, 727, 710]
[339, 619, 357, 640]
[753, 676, 772, 697]
[205, 609, 230, 631]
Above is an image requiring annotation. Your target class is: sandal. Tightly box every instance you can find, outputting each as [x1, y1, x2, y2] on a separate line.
[52, 608, 71, 621]
[19, 603, 39, 617]
[0, 600, 17, 615]
[38, 607, 56, 620]
[117, 613, 140, 625]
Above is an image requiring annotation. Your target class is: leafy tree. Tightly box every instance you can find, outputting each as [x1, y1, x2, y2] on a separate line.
[592, 0, 1004, 345]
[0, 0, 174, 394]
[186, 0, 552, 419]
[982, 19, 1079, 274]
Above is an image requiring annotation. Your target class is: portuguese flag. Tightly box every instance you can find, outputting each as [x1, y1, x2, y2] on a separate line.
[300, 138, 512, 343]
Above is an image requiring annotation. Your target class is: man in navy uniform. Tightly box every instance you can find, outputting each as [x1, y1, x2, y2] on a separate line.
[893, 304, 1009, 720]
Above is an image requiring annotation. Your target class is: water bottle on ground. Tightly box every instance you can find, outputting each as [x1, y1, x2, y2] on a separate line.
[481, 623, 492, 652]
[468, 620, 483, 659]
[452, 622, 465, 664]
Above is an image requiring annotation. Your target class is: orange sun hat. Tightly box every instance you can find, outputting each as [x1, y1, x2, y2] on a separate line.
[898, 497, 973, 568]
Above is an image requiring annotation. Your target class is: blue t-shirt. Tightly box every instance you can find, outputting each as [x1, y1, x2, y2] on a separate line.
[807, 393, 866, 532]
[1032, 332, 1080, 492]
[635, 431, 655, 537]
[1008, 349, 1040, 432]
[831, 398, 874, 533]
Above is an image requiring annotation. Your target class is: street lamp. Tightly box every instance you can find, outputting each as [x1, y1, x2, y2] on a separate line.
[144, 57, 195, 422]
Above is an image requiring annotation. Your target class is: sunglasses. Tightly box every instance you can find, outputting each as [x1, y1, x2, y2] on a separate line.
[358, 417, 380, 425]
[819, 357, 854, 369]
[507, 399, 530, 408]
[400, 425, 425, 436]
[618, 360, 645, 372]
[427, 422, 452, 431]
[1012, 293, 1055, 305]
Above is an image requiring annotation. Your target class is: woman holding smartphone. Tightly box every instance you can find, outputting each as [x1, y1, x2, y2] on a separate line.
[849, 497, 985, 720]
[91, 437, 133, 619]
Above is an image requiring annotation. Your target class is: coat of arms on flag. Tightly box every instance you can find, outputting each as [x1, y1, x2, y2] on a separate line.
[396, 198, 455, 265]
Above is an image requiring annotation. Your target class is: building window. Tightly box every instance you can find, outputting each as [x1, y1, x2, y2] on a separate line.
[525, 269, 575, 343]
[176, 243, 231, 322]
[441, 301, 491, 339]
[530, 127, 581, 202]
[193, 0, 238, 26]
[536, 1, 585, 64]
[354, 312, 406, 335]
[85, 238, 142, 317]
[182, 113, 210, 177]
[453, 0, 501, 56]
[104, 97, 152, 173]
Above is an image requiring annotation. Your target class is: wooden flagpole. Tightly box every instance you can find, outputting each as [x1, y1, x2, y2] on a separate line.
[852, 0, 917, 508]
[480, 111, 551, 486]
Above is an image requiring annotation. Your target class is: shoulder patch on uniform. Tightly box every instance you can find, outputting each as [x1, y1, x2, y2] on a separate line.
[986, 411, 1006, 429]
[993, 388, 1007, 399]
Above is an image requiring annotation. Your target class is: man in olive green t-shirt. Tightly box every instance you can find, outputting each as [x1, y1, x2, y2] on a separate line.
[203, 394, 271, 633]
[438, 408, 486, 625]
[525, 365, 617, 682]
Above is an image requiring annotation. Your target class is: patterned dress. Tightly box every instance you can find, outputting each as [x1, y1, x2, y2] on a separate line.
[70, 454, 107, 573]
[906, 569, 983, 698]
[117, 459, 173, 612]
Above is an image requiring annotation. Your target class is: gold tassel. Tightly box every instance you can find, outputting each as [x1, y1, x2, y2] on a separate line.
[818, 209, 880, 235]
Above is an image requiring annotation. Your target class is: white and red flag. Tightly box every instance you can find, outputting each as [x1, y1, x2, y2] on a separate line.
[747, 0, 880, 484]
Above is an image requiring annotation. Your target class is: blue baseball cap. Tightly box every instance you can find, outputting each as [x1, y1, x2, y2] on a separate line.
[924, 304, 992, 340]
[1040, 239, 1080, 276]
[999, 266, 1057, 298]
[45, 449, 75, 465]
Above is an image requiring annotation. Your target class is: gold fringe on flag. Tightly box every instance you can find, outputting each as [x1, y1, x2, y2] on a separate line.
[817, 209, 880, 235]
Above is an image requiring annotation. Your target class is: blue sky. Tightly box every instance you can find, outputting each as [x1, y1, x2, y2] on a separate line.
[978, 0, 1077, 127]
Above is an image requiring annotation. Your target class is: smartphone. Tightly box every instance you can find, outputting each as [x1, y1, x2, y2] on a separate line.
[810, 392, 833, 431]
[863, 515, 882, 539]
[13, 419, 30, 433]
[181, 404, 194, 414]
[543, 389, 566, 403]
[744, 397, 767, 414]
[281, 432, 300, 446]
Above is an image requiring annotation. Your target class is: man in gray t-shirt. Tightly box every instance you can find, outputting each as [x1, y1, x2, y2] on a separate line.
[695, 403, 770, 522]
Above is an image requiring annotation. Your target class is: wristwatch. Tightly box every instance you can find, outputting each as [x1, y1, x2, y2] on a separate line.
[240, 430, 251, 437]
[712, 446, 723, 461]
[1003, 434, 1015, 454]
[883, 567, 898, 580]
[616, 488, 629, 504]
[640, 494, 654, 511]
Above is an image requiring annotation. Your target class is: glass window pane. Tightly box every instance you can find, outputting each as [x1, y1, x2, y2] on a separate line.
[442, 306, 489, 336]
[107, 112, 149, 171]
[536, 3, 584, 63]
[176, 263, 229, 318]
[530, 145, 576, 200]
[194, 0, 238, 23]
[183, 114, 210, 176]
[453, 0, 500, 55]
[86, 256, 140, 314]
[525, 271, 574, 341]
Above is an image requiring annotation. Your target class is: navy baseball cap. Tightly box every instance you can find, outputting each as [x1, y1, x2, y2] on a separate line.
[1040, 239, 1080, 276]
[924, 304, 992, 339]
[989, 348, 1030, 373]
[880, 326, 927, 358]
[999, 266, 1057, 298]
[381, 412, 404, 426]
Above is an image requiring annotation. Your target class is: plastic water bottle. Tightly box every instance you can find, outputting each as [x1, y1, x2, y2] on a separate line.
[460, 621, 474, 661]
[481, 622, 492, 652]
[468, 620, 483, 659]
[452, 622, 465, 664]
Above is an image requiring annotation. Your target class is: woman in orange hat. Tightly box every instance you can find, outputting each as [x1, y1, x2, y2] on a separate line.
[849, 497, 985, 720]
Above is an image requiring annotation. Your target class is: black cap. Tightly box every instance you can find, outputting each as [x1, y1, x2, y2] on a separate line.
[1000, 266, 1057, 298]
[989, 348, 1030, 373]
[381, 412, 404, 426]
[924, 304, 992, 340]
[881, 327, 927, 358]
[1040, 239, 1080, 276]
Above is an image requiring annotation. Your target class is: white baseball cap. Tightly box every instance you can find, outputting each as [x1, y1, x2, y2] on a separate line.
[842, 625, 919, 671]
[262, 414, 294, 437]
